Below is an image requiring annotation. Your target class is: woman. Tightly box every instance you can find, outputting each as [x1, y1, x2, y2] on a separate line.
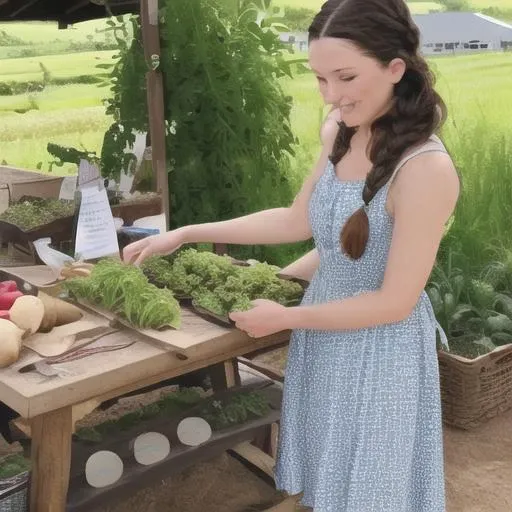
[123, 0, 459, 510]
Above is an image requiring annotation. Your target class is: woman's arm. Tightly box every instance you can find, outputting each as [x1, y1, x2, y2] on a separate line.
[230, 152, 460, 337]
[280, 249, 319, 282]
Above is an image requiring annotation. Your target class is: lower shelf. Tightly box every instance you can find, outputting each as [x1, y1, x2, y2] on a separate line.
[66, 382, 282, 512]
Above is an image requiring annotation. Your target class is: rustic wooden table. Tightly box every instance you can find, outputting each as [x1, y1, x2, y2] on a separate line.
[0, 265, 289, 512]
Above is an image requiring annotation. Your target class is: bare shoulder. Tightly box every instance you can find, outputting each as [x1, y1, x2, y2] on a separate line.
[390, 151, 460, 218]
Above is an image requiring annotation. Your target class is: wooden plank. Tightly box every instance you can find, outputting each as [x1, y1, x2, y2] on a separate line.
[231, 441, 276, 480]
[140, 0, 169, 228]
[30, 406, 73, 512]
[0, 322, 289, 418]
[238, 357, 285, 382]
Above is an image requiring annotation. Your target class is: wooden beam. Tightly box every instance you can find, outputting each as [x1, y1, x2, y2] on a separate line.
[9, 0, 42, 18]
[231, 441, 276, 480]
[140, 0, 170, 229]
[30, 406, 73, 512]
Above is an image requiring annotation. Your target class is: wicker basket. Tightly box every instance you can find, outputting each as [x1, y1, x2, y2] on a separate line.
[438, 343, 512, 429]
[0, 472, 28, 512]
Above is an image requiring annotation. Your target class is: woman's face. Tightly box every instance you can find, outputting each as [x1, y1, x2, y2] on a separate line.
[309, 37, 405, 128]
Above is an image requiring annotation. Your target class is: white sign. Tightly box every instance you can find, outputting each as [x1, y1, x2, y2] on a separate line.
[58, 175, 78, 201]
[74, 181, 120, 260]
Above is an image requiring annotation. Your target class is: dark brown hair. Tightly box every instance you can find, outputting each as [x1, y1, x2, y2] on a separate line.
[309, 0, 446, 259]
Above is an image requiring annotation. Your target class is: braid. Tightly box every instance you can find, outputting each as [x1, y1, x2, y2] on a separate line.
[340, 54, 446, 259]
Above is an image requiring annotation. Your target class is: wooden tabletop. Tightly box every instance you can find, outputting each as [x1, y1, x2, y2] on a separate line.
[0, 266, 290, 419]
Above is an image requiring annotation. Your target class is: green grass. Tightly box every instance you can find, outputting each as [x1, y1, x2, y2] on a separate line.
[470, 0, 512, 8]
[273, 0, 446, 14]
[0, 20, 113, 44]
[0, 106, 110, 174]
[0, 50, 115, 81]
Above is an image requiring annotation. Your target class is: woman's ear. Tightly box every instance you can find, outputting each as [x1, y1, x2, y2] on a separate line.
[388, 58, 407, 84]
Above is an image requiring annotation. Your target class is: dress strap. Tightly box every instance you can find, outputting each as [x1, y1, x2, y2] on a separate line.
[388, 135, 448, 188]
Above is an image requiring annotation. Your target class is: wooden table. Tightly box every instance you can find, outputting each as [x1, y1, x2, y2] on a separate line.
[0, 265, 289, 512]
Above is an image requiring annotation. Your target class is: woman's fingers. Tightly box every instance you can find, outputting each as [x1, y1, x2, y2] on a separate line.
[122, 239, 148, 264]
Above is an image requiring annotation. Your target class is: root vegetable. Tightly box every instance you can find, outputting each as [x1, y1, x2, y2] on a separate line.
[0, 319, 24, 367]
[0, 291, 23, 310]
[38, 293, 83, 333]
[0, 281, 18, 294]
[9, 295, 45, 334]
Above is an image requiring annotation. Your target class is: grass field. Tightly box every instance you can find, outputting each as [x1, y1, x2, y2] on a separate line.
[0, 16, 511, 176]
[273, 0, 447, 13]
[0, 20, 111, 44]
[0, 49, 511, 174]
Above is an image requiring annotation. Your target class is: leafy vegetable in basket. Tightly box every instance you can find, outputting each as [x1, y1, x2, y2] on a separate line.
[0, 198, 75, 231]
[63, 259, 181, 329]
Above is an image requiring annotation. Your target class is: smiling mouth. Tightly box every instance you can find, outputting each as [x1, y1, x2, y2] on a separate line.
[340, 103, 356, 112]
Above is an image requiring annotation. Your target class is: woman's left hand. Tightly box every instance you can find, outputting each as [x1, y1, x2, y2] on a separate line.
[229, 299, 290, 338]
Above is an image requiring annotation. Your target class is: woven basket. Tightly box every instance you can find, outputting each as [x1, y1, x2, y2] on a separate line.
[438, 343, 512, 429]
[0, 472, 28, 512]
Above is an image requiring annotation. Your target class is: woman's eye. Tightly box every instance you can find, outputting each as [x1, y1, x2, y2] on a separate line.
[340, 76, 356, 82]
[316, 76, 326, 83]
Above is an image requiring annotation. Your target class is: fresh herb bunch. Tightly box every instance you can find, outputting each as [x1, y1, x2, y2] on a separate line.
[0, 198, 75, 230]
[142, 249, 238, 298]
[142, 249, 304, 317]
[63, 259, 181, 329]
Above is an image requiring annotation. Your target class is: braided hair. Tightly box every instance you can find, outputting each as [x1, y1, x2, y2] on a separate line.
[309, 0, 446, 259]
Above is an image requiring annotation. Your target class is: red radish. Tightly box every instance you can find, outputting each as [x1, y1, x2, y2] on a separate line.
[0, 281, 18, 294]
[0, 291, 24, 310]
[0, 311, 9, 320]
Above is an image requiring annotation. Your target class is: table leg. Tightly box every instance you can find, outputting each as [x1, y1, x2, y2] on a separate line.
[29, 406, 73, 512]
[209, 359, 240, 391]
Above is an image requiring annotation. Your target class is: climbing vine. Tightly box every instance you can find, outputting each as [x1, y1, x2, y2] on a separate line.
[101, 0, 310, 264]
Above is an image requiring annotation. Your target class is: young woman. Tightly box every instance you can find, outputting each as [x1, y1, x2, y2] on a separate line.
[123, 0, 459, 509]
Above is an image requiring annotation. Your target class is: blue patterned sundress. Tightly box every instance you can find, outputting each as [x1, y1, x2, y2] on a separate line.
[274, 136, 448, 512]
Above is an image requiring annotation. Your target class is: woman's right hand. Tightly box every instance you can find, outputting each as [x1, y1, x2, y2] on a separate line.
[122, 229, 185, 266]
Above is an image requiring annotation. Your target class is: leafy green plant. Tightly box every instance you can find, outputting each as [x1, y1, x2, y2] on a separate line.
[101, 0, 307, 266]
[74, 387, 270, 443]
[141, 248, 304, 316]
[427, 249, 512, 358]
[0, 197, 75, 230]
[0, 454, 30, 480]
[63, 258, 181, 329]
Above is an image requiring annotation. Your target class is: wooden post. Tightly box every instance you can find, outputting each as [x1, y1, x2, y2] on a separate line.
[140, 0, 170, 229]
[29, 406, 73, 512]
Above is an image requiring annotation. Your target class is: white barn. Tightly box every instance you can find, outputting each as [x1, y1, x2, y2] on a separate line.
[279, 12, 512, 55]
[414, 12, 512, 54]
